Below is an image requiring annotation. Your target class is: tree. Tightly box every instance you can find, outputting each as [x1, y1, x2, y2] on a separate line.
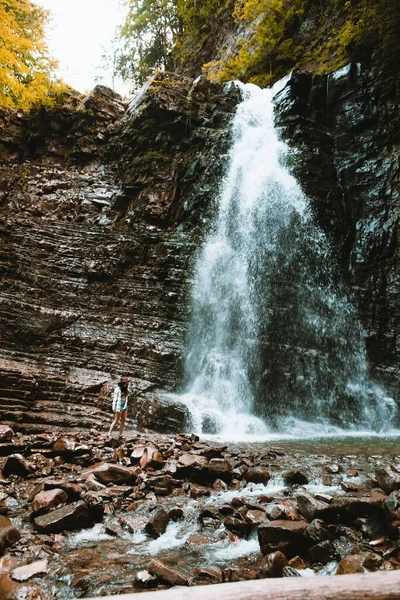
[118, 0, 180, 88]
[0, 0, 58, 109]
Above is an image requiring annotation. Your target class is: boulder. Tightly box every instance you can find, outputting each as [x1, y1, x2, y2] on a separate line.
[139, 447, 164, 469]
[308, 540, 337, 564]
[258, 519, 310, 558]
[375, 469, 400, 494]
[33, 500, 91, 533]
[145, 475, 173, 496]
[0, 524, 21, 556]
[148, 559, 188, 586]
[2, 454, 32, 478]
[260, 551, 288, 578]
[283, 471, 309, 486]
[192, 566, 223, 584]
[145, 508, 169, 538]
[207, 458, 233, 480]
[92, 463, 135, 485]
[132, 393, 190, 434]
[32, 488, 68, 514]
[296, 489, 331, 521]
[12, 560, 48, 582]
[337, 552, 383, 574]
[0, 425, 13, 442]
[244, 466, 270, 484]
[135, 570, 159, 588]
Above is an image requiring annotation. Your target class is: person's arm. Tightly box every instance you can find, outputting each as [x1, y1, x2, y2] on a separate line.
[112, 386, 120, 411]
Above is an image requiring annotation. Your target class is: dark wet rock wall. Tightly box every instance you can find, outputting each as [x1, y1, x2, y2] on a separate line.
[274, 65, 400, 401]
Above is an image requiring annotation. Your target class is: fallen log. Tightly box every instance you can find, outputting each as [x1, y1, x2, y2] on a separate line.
[86, 570, 400, 600]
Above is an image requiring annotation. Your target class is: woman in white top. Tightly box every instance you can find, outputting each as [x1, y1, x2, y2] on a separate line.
[108, 376, 130, 438]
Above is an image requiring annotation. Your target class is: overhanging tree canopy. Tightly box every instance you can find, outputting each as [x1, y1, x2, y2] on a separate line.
[0, 0, 58, 109]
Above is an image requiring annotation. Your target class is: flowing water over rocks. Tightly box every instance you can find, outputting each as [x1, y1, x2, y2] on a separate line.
[175, 79, 397, 438]
[1, 425, 400, 598]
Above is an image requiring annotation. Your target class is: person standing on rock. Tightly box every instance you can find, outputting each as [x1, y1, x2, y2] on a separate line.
[108, 376, 131, 438]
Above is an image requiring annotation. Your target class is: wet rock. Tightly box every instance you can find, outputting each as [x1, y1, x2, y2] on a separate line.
[207, 458, 232, 480]
[296, 489, 331, 521]
[192, 566, 223, 584]
[33, 500, 91, 533]
[52, 436, 76, 454]
[224, 515, 254, 538]
[0, 524, 21, 556]
[189, 484, 211, 499]
[145, 508, 169, 538]
[139, 447, 164, 469]
[384, 490, 400, 518]
[245, 509, 267, 525]
[145, 474, 173, 495]
[283, 471, 309, 486]
[135, 570, 159, 588]
[169, 507, 184, 521]
[12, 560, 48, 582]
[185, 532, 218, 549]
[0, 425, 13, 442]
[260, 551, 288, 577]
[305, 519, 331, 543]
[258, 519, 310, 558]
[337, 551, 383, 574]
[244, 466, 270, 484]
[148, 559, 188, 586]
[288, 556, 306, 569]
[32, 488, 68, 514]
[308, 540, 337, 564]
[133, 394, 190, 434]
[2, 454, 32, 478]
[375, 469, 400, 494]
[92, 462, 135, 485]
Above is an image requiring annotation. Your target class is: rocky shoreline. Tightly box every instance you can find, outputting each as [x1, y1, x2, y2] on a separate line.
[0, 423, 399, 598]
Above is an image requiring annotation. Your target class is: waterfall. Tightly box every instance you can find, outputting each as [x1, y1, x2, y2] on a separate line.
[173, 80, 397, 439]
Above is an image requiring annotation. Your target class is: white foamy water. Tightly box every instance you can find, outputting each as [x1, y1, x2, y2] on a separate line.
[175, 77, 397, 440]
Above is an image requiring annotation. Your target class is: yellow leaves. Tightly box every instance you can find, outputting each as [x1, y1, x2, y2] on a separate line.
[0, 0, 60, 110]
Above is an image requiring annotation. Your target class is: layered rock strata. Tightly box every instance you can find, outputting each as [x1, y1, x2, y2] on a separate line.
[0, 76, 239, 431]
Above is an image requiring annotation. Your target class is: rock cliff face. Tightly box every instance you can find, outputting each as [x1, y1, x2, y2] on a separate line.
[0, 66, 398, 432]
[0, 77, 240, 432]
[274, 65, 400, 400]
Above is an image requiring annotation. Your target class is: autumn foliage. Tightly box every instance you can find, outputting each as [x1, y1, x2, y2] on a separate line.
[0, 0, 61, 109]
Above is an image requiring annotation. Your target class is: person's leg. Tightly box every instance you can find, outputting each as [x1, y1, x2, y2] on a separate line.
[109, 411, 121, 436]
[119, 410, 127, 437]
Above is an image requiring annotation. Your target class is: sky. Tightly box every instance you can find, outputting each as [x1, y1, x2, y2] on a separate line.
[36, 0, 130, 96]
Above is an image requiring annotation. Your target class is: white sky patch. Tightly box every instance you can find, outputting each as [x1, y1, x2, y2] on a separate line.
[35, 0, 130, 96]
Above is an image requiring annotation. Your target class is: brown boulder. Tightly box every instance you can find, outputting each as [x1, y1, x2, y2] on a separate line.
[375, 468, 400, 494]
[260, 551, 288, 577]
[207, 458, 232, 480]
[92, 463, 135, 485]
[0, 425, 14, 442]
[32, 489, 68, 514]
[258, 519, 310, 558]
[244, 466, 270, 484]
[33, 500, 91, 533]
[148, 559, 188, 586]
[2, 454, 32, 478]
[0, 525, 21, 556]
[337, 551, 383, 574]
[12, 560, 48, 582]
[283, 471, 309, 486]
[145, 508, 169, 538]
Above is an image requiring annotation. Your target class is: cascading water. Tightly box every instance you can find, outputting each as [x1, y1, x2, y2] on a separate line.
[171, 79, 397, 439]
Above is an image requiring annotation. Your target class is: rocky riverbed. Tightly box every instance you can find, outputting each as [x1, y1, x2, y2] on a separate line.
[1, 423, 400, 598]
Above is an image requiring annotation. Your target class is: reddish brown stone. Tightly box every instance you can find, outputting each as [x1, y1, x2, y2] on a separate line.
[12, 560, 48, 582]
[32, 489, 68, 514]
[148, 559, 188, 586]
[244, 466, 270, 484]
